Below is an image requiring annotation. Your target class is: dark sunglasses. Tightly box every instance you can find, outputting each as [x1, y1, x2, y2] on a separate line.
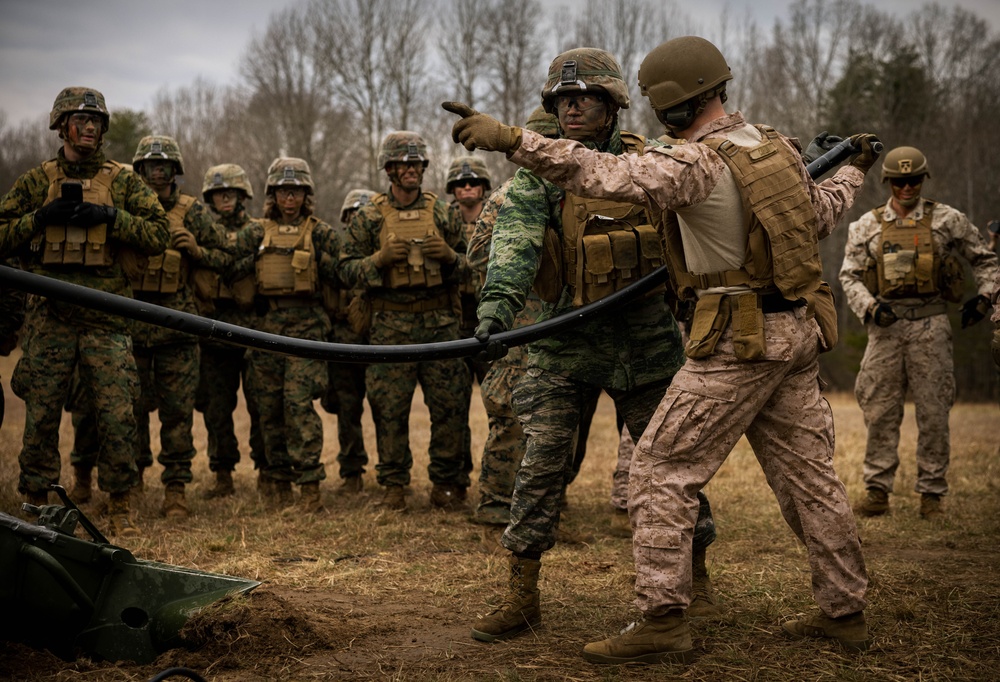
[889, 176, 924, 188]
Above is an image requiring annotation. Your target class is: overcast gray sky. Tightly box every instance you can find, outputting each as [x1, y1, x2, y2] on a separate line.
[2, 0, 999, 127]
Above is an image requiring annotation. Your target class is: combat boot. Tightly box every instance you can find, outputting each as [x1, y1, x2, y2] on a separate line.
[204, 470, 235, 499]
[71, 466, 93, 504]
[266, 480, 294, 508]
[340, 475, 363, 494]
[920, 493, 943, 519]
[162, 482, 190, 519]
[299, 481, 325, 513]
[582, 610, 693, 664]
[471, 554, 542, 642]
[430, 483, 467, 510]
[858, 488, 889, 517]
[687, 547, 721, 620]
[108, 492, 140, 538]
[609, 507, 632, 538]
[376, 485, 407, 511]
[781, 609, 870, 651]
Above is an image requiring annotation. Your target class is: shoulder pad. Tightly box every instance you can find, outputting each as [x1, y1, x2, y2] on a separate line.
[422, 191, 439, 203]
[619, 131, 647, 154]
[370, 192, 389, 205]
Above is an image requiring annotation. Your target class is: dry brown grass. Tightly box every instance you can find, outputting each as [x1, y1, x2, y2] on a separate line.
[1, 348, 999, 681]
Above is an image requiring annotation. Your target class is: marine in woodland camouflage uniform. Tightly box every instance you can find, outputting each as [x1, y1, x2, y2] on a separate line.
[840, 146, 999, 519]
[448, 36, 880, 659]
[0, 87, 169, 535]
[194, 164, 266, 498]
[126, 135, 232, 518]
[320, 188, 374, 493]
[339, 131, 472, 511]
[230, 157, 339, 512]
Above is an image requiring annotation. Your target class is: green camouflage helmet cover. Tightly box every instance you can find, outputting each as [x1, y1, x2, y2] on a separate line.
[340, 189, 375, 223]
[881, 146, 931, 182]
[266, 157, 314, 193]
[202, 163, 254, 201]
[525, 105, 559, 136]
[49, 86, 110, 131]
[541, 48, 630, 114]
[133, 135, 185, 175]
[377, 131, 430, 169]
[638, 36, 732, 112]
[446, 156, 492, 193]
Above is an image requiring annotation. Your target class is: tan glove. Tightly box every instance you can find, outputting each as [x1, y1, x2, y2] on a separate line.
[848, 133, 880, 174]
[171, 228, 203, 260]
[373, 233, 409, 268]
[442, 101, 522, 154]
[420, 233, 457, 264]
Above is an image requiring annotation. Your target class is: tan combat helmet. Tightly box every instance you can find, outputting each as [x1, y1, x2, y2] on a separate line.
[133, 135, 185, 175]
[638, 36, 732, 129]
[340, 188, 375, 223]
[202, 163, 254, 202]
[541, 47, 630, 114]
[49, 86, 110, 132]
[446, 156, 492, 194]
[525, 105, 559, 137]
[266, 157, 314, 194]
[377, 131, 430, 170]
[881, 146, 931, 183]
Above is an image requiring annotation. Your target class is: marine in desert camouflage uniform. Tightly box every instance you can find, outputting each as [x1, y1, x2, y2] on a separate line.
[0, 87, 169, 536]
[840, 146, 999, 519]
[339, 131, 472, 512]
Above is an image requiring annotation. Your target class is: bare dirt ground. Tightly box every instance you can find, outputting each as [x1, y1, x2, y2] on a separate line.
[1, 349, 999, 681]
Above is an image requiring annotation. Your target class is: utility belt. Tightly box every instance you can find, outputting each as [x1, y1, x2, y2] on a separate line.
[686, 289, 807, 361]
[371, 292, 453, 313]
[881, 300, 948, 320]
[268, 296, 318, 310]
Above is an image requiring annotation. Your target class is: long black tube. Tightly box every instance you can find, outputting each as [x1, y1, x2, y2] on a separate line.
[806, 136, 884, 179]
[0, 264, 668, 363]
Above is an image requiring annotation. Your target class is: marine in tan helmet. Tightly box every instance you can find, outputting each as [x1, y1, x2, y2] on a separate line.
[840, 145, 998, 524]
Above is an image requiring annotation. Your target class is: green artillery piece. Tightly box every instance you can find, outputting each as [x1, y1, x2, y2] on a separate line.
[0, 486, 259, 664]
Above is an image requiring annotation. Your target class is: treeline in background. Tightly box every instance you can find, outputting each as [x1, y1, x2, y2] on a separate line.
[2, 0, 998, 399]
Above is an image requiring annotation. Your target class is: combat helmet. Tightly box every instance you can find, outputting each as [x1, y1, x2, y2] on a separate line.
[340, 189, 375, 223]
[446, 156, 492, 193]
[377, 131, 430, 169]
[638, 36, 732, 128]
[266, 157, 314, 194]
[49, 86, 110, 132]
[202, 163, 254, 202]
[541, 48, 630, 114]
[525, 105, 559, 137]
[881, 146, 930, 183]
[133, 135, 185, 175]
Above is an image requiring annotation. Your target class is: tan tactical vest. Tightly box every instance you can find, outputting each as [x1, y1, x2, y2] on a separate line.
[535, 132, 664, 305]
[872, 202, 939, 298]
[37, 160, 122, 268]
[373, 192, 443, 288]
[192, 229, 237, 301]
[255, 216, 318, 297]
[131, 194, 195, 294]
[679, 125, 823, 300]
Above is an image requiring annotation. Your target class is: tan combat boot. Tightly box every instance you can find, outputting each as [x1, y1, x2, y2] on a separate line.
[471, 554, 542, 642]
[299, 481, 325, 513]
[781, 609, 870, 651]
[162, 482, 190, 519]
[857, 488, 889, 517]
[582, 610, 693, 664]
[204, 470, 235, 499]
[340, 474, 363, 494]
[920, 493, 943, 519]
[687, 547, 721, 620]
[430, 483, 467, 510]
[376, 485, 407, 511]
[609, 507, 632, 538]
[108, 492, 140, 538]
[71, 466, 93, 504]
[266, 480, 294, 508]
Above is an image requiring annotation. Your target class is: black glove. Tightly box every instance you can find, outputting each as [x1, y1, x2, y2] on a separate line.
[871, 302, 898, 327]
[848, 133, 881, 174]
[960, 294, 991, 329]
[802, 131, 843, 164]
[474, 316, 509, 362]
[69, 202, 117, 228]
[33, 198, 78, 229]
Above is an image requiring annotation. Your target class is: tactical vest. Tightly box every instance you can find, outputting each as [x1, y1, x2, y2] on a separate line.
[678, 125, 823, 300]
[192, 229, 237, 301]
[872, 201, 939, 299]
[373, 192, 443, 288]
[535, 132, 664, 306]
[255, 216, 318, 297]
[36, 160, 122, 268]
[131, 194, 195, 294]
